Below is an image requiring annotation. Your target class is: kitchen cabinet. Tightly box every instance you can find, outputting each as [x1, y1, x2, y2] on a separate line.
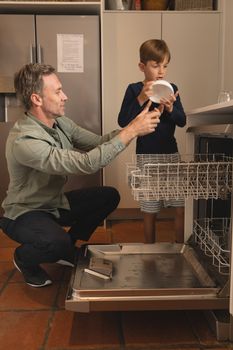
[163, 12, 220, 110]
[102, 12, 162, 208]
[0, 15, 35, 87]
[0, 14, 102, 215]
[102, 10, 222, 208]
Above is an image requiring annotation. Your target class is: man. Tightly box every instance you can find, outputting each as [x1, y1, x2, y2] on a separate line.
[0, 63, 160, 288]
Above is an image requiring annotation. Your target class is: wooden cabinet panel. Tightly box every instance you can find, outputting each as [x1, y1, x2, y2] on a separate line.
[103, 11, 221, 208]
[163, 12, 220, 110]
[102, 12, 161, 208]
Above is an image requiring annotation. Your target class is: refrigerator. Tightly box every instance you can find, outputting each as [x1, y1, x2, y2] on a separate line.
[0, 15, 102, 216]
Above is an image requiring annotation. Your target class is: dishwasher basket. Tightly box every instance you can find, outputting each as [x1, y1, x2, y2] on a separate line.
[127, 154, 233, 201]
[193, 217, 231, 275]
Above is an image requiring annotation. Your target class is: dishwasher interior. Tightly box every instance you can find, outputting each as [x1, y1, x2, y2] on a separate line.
[65, 134, 233, 341]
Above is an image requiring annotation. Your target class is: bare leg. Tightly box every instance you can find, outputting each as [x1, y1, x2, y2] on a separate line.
[174, 207, 184, 243]
[143, 212, 157, 243]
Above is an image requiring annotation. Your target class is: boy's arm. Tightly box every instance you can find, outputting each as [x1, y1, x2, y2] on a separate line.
[118, 84, 145, 127]
[161, 85, 186, 128]
[167, 93, 186, 127]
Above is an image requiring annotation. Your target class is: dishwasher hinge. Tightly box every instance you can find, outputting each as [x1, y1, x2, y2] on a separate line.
[217, 280, 230, 298]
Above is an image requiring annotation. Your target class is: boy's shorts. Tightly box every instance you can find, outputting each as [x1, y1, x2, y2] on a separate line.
[137, 153, 185, 214]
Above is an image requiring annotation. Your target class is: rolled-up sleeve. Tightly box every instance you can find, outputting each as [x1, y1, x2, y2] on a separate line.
[13, 133, 126, 176]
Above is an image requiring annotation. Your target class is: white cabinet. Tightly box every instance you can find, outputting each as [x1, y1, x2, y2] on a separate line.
[162, 12, 221, 110]
[163, 12, 221, 157]
[102, 12, 161, 208]
[222, 0, 233, 92]
[102, 11, 221, 208]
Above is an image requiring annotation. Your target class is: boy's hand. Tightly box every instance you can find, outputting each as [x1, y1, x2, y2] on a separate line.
[137, 81, 154, 106]
[160, 90, 179, 113]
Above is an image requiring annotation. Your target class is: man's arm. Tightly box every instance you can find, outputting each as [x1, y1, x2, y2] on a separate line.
[12, 102, 160, 176]
[118, 101, 161, 146]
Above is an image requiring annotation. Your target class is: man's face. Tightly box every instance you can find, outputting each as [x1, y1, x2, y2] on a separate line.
[139, 57, 169, 81]
[40, 73, 68, 118]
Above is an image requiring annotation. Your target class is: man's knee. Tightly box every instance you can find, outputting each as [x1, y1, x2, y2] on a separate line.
[33, 234, 72, 257]
[103, 186, 120, 208]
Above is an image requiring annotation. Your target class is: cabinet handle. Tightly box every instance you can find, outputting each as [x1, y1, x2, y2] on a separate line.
[4, 95, 8, 122]
[37, 44, 42, 64]
[30, 44, 36, 63]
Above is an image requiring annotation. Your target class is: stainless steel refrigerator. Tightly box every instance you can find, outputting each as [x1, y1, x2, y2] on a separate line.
[0, 14, 101, 216]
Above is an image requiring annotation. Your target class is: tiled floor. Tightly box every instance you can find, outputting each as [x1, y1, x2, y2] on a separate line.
[0, 214, 232, 350]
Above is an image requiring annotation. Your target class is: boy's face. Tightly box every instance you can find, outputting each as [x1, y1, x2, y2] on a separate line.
[139, 56, 169, 81]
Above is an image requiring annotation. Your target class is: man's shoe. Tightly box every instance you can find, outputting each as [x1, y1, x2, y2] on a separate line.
[56, 259, 74, 267]
[13, 251, 52, 288]
[56, 247, 80, 267]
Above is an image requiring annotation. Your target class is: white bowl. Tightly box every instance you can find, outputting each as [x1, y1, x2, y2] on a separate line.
[150, 80, 174, 103]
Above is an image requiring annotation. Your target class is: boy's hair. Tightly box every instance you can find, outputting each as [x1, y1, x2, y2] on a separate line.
[139, 39, 171, 64]
[14, 63, 55, 110]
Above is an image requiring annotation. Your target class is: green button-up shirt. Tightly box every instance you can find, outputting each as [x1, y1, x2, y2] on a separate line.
[2, 113, 126, 219]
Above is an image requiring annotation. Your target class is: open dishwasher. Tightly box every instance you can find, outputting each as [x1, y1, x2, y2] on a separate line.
[65, 102, 233, 341]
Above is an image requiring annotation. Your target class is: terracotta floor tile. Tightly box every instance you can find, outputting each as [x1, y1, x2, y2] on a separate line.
[80, 226, 112, 245]
[131, 348, 201, 350]
[0, 261, 14, 283]
[0, 282, 59, 310]
[56, 282, 70, 309]
[0, 310, 50, 350]
[122, 310, 198, 347]
[205, 348, 232, 350]
[186, 310, 225, 346]
[156, 220, 176, 242]
[0, 230, 19, 248]
[46, 310, 121, 349]
[0, 247, 15, 262]
[111, 219, 176, 244]
[111, 220, 144, 243]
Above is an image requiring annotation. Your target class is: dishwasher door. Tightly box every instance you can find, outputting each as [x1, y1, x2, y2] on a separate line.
[65, 243, 228, 313]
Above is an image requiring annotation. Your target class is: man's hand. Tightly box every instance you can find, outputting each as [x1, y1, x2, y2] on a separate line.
[118, 101, 161, 145]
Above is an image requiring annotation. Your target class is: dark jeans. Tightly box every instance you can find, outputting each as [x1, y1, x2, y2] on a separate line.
[0, 186, 120, 266]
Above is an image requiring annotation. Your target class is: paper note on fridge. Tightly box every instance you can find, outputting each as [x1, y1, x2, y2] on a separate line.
[57, 34, 84, 73]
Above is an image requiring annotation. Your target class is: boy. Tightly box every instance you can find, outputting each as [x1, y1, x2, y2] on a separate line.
[118, 39, 186, 243]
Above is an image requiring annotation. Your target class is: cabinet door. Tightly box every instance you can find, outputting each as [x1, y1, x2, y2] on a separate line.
[162, 12, 220, 155]
[162, 13, 220, 110]
[36, 15, 102, 190]
[0, 122, 14, 216]
[0, 15, 35, 212]
[36, 15, 101, 133]
[0, 15, 35, 89]
[102, 12, 161, 208]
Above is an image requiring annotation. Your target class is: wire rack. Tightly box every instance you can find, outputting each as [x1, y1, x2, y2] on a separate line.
[193, 217, 231, 275]
[127, 154, 233, 201]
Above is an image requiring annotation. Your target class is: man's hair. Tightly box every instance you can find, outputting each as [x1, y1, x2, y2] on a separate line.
[139, 39, 171, 64]
[14, 63, 55, 110]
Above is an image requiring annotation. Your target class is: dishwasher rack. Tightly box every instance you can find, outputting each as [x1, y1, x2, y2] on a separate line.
[127, 154, 233, 201]
[127, 154, 233, 278]
[193, 217, 230, 275]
